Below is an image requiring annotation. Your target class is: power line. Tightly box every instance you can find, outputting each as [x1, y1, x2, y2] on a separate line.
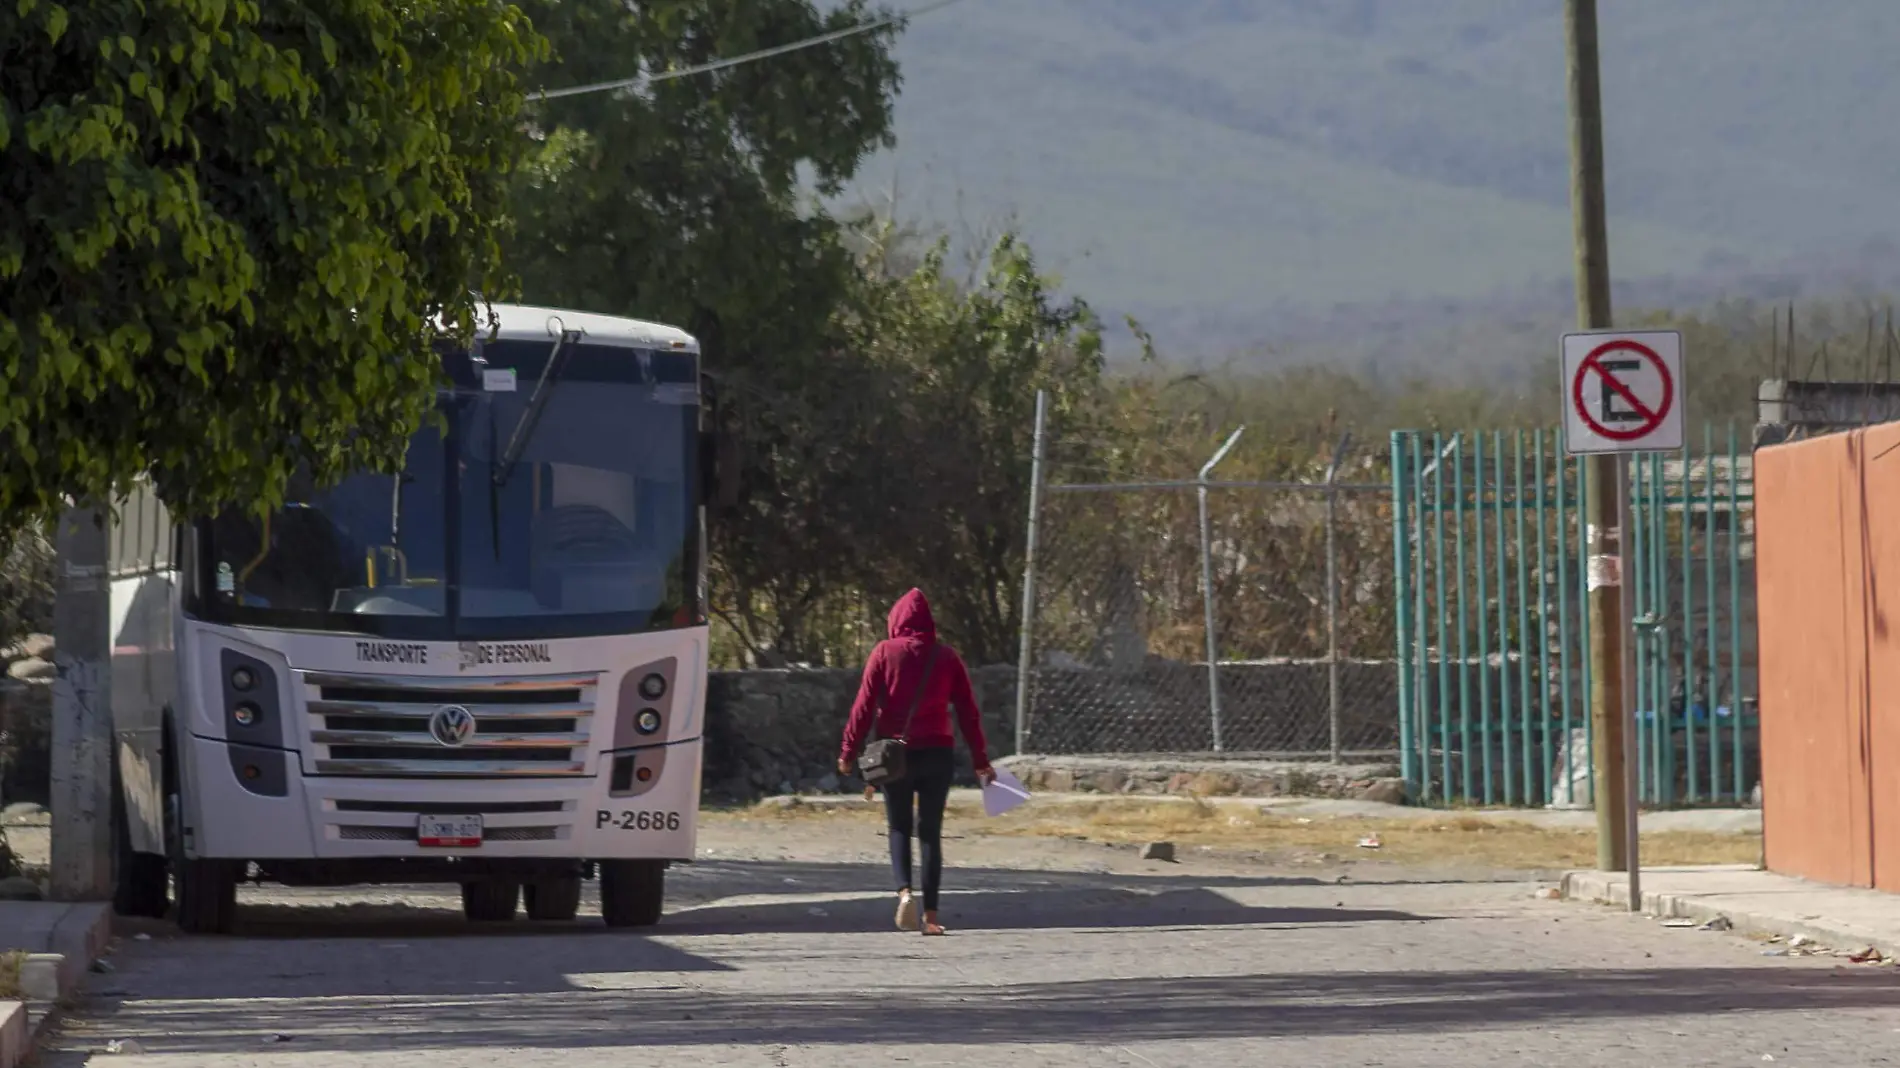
[530, 0, 967, 103]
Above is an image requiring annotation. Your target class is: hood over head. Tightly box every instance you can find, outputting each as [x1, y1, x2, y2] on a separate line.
[887, 588, 937, 643]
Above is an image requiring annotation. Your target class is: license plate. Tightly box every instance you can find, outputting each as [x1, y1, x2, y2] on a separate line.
[417, 814, 483, 848]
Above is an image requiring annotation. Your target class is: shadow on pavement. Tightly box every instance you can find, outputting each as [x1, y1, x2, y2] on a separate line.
[174, 858, 1401, 940]
[51, 857, 1533, 1056]
[62, 963, 1900, 1056]
[657, 865, 1432, 937]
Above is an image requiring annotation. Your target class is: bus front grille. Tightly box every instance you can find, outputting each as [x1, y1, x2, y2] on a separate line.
[299, 670, 598, 778]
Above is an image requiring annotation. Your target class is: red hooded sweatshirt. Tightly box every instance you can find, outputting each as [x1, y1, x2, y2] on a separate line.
[839, 589, 990, 770]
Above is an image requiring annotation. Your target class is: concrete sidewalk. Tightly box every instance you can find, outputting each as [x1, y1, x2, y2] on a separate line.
[1563, 865, 1900, 962]
[0, 900, 114, 997]
[0, 811, 114, 1067]
[767, 790, 1765, 834]
[0, 899, 114, 1067]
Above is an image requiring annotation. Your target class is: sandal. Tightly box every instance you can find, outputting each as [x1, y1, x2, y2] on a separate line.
[894, 890, 920, 932]
[922, 921, 947, 936]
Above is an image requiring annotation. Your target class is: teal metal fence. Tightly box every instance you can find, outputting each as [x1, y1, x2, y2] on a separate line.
[1389, 425, 1757, 809]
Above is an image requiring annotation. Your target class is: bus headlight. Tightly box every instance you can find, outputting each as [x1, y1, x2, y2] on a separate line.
[638, 673, 667, 700]
[635, 709, 662, 735]
[220, 650, 282, 747]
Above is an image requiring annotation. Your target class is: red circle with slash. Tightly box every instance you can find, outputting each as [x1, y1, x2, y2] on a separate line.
[1571, 338, 1673, 441]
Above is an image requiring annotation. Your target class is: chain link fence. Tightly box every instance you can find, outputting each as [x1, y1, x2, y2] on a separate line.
[1014, 394, 1400, 761]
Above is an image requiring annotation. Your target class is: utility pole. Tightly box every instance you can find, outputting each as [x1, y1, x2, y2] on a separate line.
[1565, 0, 1628, 872]
[1014, 389, 1048, 755]
[49, 505, 114, 901]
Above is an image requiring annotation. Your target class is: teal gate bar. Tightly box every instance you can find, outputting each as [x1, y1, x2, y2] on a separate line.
[1389, 426, 1757, 808]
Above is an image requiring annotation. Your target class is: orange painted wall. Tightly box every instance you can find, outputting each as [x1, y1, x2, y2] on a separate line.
[1856, 424, 1900, 891]
[1755, 423, 1900, 889]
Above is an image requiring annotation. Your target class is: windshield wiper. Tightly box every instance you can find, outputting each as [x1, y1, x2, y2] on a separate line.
[492, 326, 583, 490]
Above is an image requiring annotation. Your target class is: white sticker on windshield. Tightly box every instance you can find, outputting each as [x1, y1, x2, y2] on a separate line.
[216, 561, 235, 594]
[652, 383, 699, 406]
[482, 368, 518, 392]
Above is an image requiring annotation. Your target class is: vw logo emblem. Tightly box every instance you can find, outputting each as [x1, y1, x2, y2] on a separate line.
[429, 705, 476, 747]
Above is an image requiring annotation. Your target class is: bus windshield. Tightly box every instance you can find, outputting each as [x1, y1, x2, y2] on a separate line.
[194, 341, 702, 641]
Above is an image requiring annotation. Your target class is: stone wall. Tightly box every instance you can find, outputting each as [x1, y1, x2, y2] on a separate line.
[0, 635, 54, 808]
[703, 665, 1018, 799]
[1003, 754, 1404, 801]
[0, 648, 1399, 807]
[702, 660, 1400, 800]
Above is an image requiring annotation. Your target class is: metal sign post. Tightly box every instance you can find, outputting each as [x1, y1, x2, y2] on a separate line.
[1615, 452, 1641, 912]
[1562, 327, 1685, 909]
[1197, 427, 1245, 753]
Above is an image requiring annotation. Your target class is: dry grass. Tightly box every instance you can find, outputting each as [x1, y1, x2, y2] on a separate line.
[718, 796, 1762, 872]
[0, 949, 25, 1001]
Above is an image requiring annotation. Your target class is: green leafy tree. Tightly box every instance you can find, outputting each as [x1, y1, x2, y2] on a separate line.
[0, 0, 541, 533]
[696, 220, 1107, 668]
[507, 0, 902, 357]
[506, 0, 908, 664]
[838, 226, 1105, 664]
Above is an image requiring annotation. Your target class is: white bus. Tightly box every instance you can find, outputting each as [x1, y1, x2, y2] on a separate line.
[105, 303, 730, 933]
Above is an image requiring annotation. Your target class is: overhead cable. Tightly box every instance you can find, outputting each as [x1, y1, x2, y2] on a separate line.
[531, 0, 967, 102]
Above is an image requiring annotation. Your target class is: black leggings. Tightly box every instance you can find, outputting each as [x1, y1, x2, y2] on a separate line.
[883, 745, 956, 912]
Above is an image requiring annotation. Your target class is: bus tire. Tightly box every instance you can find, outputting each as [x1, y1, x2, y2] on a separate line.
[172, 857, 239, 935]
[164, 728, 237, 934]
[461, 881, 520, 923]
[114, 849, 169, 920]
[598, 859, 664, 928]
[524, 876, 582, 922]
[112, 767, 169, 919]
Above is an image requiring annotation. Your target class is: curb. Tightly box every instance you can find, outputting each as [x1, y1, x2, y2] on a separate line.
[0, 902, 113, 1068]
[1560, 869, 1900, 960]
[756, 791, 1763, 832]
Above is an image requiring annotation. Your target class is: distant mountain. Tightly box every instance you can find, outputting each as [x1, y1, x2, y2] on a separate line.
[842, 0, 1900, 361]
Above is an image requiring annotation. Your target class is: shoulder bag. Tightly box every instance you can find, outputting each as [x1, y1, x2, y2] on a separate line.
[856, 643, 941, 789]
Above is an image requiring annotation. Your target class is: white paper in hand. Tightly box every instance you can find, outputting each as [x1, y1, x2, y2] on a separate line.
[982, 765, 1032, 817]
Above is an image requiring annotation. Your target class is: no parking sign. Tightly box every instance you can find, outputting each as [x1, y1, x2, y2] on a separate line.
[1561, 330, 1684, 455]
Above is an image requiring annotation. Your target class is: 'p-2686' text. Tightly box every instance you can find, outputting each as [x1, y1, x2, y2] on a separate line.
[596, 810, 681, 831]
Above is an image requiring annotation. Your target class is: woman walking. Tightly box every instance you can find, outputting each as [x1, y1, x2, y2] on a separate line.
[838, 588, 994, 935]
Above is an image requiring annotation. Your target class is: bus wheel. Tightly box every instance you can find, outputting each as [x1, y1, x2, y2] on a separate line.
[461, 881, 520, 923]
[166, 787, 237, 934]
[524, 876, 582, 922]
[172, 857, 239, 935]
[114, 851, 169, 920]
[598, 860, 664, 928]
[112, 785, 169, 919]
[168, 809, 237, 927]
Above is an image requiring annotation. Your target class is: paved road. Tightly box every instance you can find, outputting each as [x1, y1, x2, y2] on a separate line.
[38, 821, 1900, 1067]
